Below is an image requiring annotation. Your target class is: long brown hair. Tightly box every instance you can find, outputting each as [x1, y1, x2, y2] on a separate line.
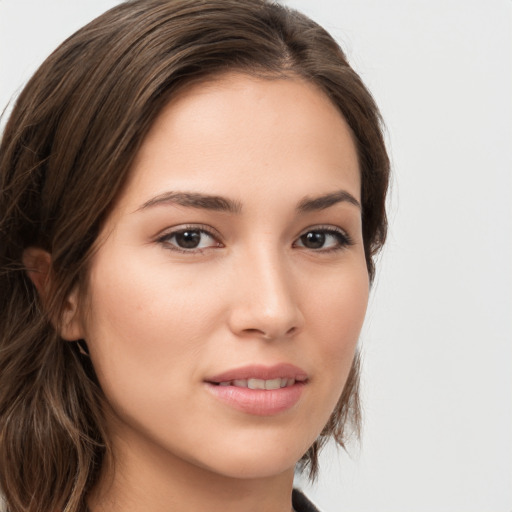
[0, 1, 389, 510]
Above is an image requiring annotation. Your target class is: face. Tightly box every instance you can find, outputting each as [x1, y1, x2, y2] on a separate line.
[77, 73, 368, 480]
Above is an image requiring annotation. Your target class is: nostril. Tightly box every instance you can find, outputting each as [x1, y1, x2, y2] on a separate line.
[228, 293, 304, 340]
[243, 328, 265, 335]
[240, 325, 298, 340]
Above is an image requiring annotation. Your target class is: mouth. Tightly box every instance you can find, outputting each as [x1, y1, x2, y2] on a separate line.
[205, 363, 308, 387]
[214, 377, 303, 389]
[204, 364, 308, 415]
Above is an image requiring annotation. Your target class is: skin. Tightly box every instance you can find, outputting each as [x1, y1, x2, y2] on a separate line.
[28, 74, 369, 512]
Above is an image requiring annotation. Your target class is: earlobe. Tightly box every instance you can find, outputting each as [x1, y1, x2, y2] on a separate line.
[22, 247, 84, 341]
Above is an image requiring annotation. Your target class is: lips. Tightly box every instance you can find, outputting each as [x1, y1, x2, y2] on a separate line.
[205, 364, 308, 416]
[206, 363, 308, 384]
[218, 377, 297, 390]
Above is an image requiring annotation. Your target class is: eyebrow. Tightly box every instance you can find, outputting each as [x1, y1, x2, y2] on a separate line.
[136, 189, 360, 214]
[137, 191, 243, 214]
[296, 190, 361, 212]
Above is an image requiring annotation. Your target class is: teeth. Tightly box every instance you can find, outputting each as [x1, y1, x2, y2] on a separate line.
[264, 378, 282, 390]
[217, 378, 297, 389]
[248, 378, 265, 390]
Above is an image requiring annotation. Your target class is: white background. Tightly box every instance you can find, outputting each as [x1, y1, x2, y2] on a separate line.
[1, 1, 511, 511]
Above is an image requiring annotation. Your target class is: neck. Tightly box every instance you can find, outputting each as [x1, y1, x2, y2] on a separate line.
[88, 424, 296, 512]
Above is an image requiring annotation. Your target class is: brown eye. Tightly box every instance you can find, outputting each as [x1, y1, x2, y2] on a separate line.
[174, 230, 202, 249]
[158, 226, 221, 253]
[295, 228, 352, 251]
[300, 231, 326, 249]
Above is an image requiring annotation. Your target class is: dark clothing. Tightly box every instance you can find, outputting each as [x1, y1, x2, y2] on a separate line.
[292, 489, 321, 512]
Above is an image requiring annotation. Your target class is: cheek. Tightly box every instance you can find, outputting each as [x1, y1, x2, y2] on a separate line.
[85, 244, 215, 335]
[308, 259, 369, 346]
[80, 249, 220, 401]
[302, 261, 368, 405]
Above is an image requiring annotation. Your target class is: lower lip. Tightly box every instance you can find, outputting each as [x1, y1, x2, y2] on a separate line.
[205, 382, 305, 416]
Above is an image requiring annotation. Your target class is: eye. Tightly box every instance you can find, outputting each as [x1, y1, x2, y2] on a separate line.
[157, 226, 222, 253]
[295, 227, 352, 252]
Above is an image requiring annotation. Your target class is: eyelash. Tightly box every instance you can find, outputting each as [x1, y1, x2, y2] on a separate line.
[293, 225, 353, 253]
[156, 224, 222, 255]
[156, 224, 353, 254]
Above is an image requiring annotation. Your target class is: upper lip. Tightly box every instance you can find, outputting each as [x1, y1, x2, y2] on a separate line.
[206, 364, 308, 383]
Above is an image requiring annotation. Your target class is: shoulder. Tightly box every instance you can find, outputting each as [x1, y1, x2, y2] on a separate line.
[292, 488, 322, 512]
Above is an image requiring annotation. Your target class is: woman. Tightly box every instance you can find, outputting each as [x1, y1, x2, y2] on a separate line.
[0, 1, 389, 511]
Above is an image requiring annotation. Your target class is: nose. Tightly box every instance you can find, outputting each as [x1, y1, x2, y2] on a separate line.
[227, 247, 304, 341]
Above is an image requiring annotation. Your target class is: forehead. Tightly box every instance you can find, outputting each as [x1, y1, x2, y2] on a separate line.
[117, 73, 360, 214]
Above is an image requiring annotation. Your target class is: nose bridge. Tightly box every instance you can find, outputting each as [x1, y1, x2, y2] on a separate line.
[229, 241, 303, 339]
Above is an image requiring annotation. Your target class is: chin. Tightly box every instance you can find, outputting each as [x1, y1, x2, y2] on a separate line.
[202, 453, 298, 480]
[189, 432, 313, 480]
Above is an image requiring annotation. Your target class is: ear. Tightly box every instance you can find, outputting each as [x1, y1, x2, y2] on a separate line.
[59, 286, 84, 342]
[22, 246, 51, 297]
[22, 247, 84, 341]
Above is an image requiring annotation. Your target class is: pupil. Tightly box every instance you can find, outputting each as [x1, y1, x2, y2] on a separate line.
[176, 231, 200, 248]
[302, 231, 325, 249]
